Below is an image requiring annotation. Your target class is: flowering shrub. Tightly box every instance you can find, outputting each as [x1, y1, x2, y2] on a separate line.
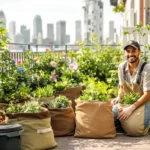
[68, 40, 123, 87]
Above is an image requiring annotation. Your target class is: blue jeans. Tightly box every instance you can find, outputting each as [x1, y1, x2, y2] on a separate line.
[112, 102, 150, 129]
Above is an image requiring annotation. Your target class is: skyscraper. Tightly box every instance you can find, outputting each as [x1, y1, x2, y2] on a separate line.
[75, 20, 82, 42]
[8, 21, 16, 43]
[82, 0, 104, 43]
[20, 25, 30, 43]
[47, 24, 54, 44]
[9, 21, 16, 35]
[109, 21, 114, 43]
[56, 21, 66, 45]
[0, 10, 6, 29]
[33, 15, 43, 40]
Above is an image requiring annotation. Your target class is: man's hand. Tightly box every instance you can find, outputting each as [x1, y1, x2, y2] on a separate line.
[111, 96, 120, 105]
[118, 105, 136, 121]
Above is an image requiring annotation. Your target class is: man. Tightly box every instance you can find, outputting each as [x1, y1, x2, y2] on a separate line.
[112, 40, 150, 134]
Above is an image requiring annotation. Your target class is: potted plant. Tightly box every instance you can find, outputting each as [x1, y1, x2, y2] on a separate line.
[45, 95, 75, 136]
[5, 100, 57, 150]
[75, 78, 116, 138]
[31, 85, 54, 104]
[118, 92, 148, 136]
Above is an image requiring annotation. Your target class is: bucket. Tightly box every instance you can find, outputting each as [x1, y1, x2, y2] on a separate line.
[0, 124, 23, 150]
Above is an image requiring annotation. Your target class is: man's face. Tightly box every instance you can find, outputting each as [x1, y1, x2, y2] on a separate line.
[125, 46, 141, 63]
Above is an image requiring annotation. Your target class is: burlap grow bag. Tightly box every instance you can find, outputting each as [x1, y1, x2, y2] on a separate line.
[75, 100, 116, 138]
[49, 106, 75, 136]
[119, 103, 150, 136]
[55, 86, 82, 111]
[6, 111, 57, 150]
[38, 96, 55, 105]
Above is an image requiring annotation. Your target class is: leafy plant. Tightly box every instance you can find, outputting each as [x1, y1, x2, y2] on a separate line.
[120, 92, 141, 104]
[0, 22, 10, 50]
[113, 1, 125, 13]
[31, 85, 53, 98]
[68, 37, 123, 87]
[6, 101, 42, 113]
[53, 77, 77, 92]
[79, 78, 110, 101]
[46, 95, 70, 109]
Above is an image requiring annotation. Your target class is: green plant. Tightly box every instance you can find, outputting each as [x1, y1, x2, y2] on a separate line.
[46, 95, 70, 109]
[79, 78, 110, 101]
[68, 37, 122, 87]
[120, 92, 141, 104]
[0, 22, 9, 50]
[113, 1, 125, 13]
[6, 101, 42, 113]
[53, 77, 77, 92]
[31, 85, 53, 98]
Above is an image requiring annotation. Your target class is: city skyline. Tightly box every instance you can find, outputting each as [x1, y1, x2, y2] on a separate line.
[0, 0, 123, 43]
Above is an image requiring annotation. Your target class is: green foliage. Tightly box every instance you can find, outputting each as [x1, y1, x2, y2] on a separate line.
[46, 95, 70, 109]
[79, 78, 110, 101]
[53, 77, 78, 92]
[68, 41, 123, 87]
[120, 92, 141, 104]
[6, 101, 42, 113]
[0, 22, 9, 50]
[31, 85, 53, 98]
[113, 1, 125, 13]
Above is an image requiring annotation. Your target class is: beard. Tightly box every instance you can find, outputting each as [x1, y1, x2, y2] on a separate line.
[127, 56, 139, 63]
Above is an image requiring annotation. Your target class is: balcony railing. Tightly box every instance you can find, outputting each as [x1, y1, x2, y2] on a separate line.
[0, 43, 121, 64]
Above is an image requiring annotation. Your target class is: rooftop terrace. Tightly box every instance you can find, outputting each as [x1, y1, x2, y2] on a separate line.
[51, 132, 150, 150]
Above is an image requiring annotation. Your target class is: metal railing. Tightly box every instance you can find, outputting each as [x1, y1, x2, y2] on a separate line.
[0, 43, 123, 64]
[5, 42, 121, 53]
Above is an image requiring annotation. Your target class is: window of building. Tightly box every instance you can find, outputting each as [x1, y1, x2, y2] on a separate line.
[100, 13, 102, 18]
[88, 20, 91, 25]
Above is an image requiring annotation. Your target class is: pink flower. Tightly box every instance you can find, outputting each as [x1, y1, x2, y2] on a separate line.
[69, 63, 78, 71]
[17, 61, 21, 65]
[50, 61, 57, 67]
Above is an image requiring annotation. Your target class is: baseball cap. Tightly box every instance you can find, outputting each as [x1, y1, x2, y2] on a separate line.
[123, 40, 140, 50]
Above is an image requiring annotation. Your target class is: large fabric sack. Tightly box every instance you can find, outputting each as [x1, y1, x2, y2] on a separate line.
[6, 111, 57, 150]
[55, 86, 82, 111]
[0, 103, 9, 110]
[38, 96, 55, 105]
[75, 100, 116, 138]
[49, 106, 75, 136]
[119, 103, 150, 136]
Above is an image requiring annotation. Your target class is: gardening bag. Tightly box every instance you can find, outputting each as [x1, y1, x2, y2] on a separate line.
[0, 103, 9, 110]
[55, 86, 82, 111]
[118, 81, 150, 136]
[49, 106, 75, 136]
[74, 100, 116, 138]
[38, 96, 55, 105]
[6, 110, 57, 150]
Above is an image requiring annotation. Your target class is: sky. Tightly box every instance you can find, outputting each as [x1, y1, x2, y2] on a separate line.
[0, 0, 123, 43]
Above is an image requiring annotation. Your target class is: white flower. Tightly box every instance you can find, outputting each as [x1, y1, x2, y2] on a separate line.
[69, 63, 78, 71]
[50, 61, 57, 67]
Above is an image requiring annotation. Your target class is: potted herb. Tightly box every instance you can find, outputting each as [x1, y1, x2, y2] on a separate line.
[75, 78, 116, 138]
[6, 100, 57, 150]
[45, 95, 75, 137]
[54, 77, 82, 111]
[120, 92, 141, 104]
[31, 85, 54, 104]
